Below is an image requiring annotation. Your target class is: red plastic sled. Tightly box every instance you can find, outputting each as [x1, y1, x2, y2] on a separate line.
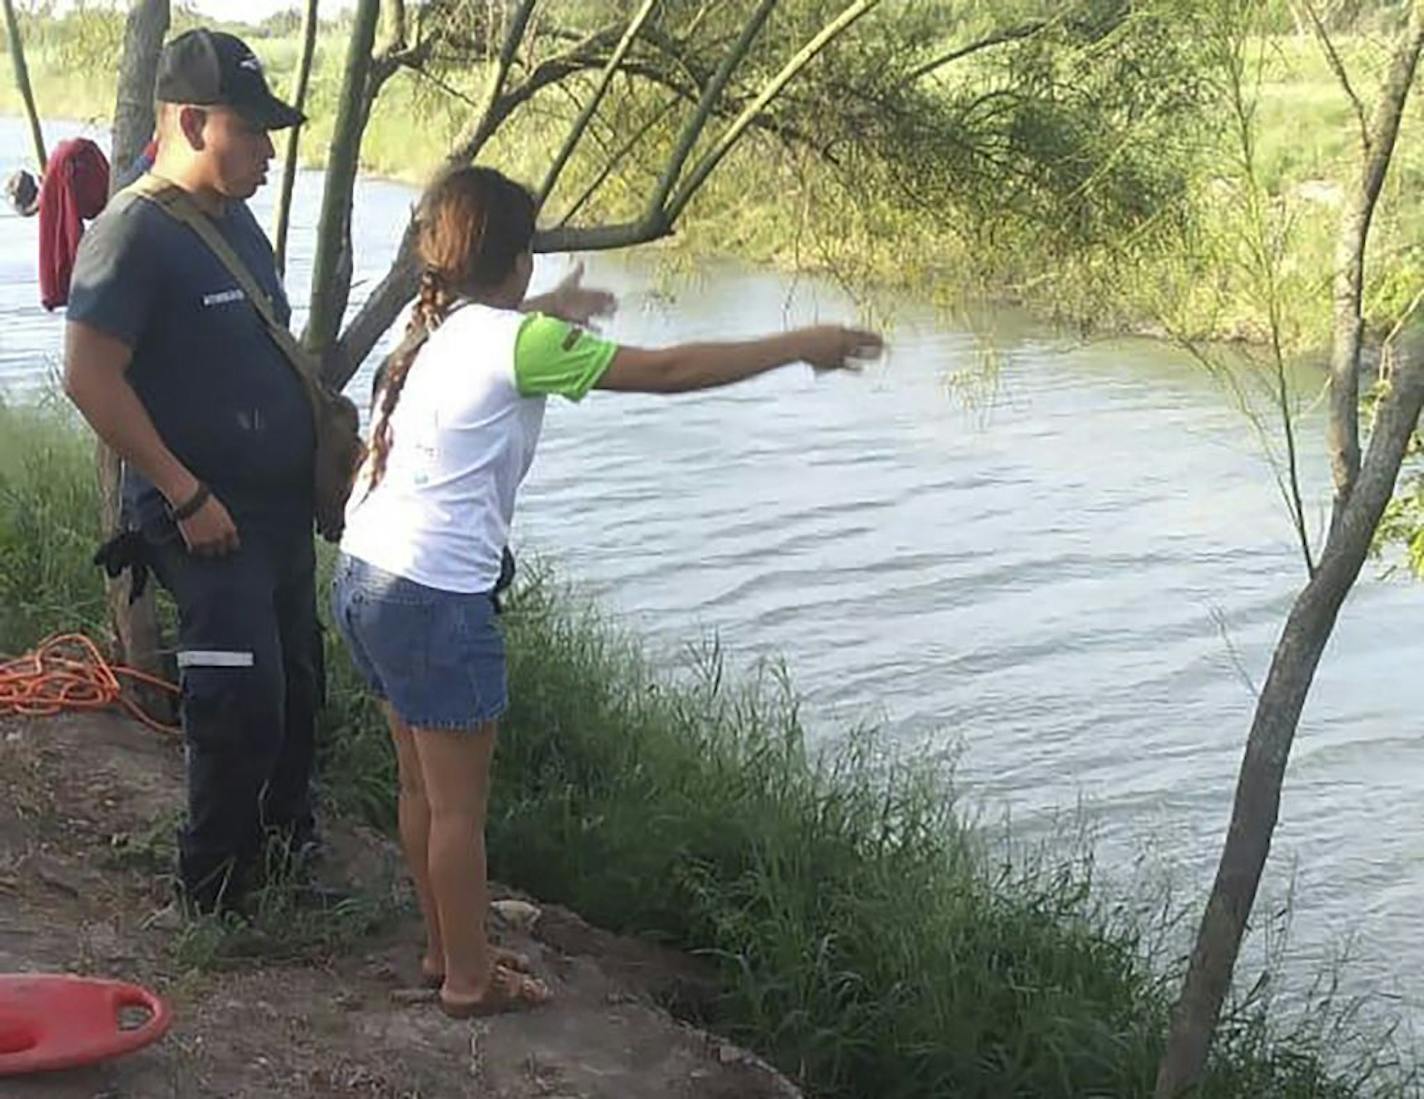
[0, 974, 171, 1076]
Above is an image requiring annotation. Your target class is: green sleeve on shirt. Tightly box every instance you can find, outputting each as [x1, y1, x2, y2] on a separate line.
[513, 312, 619, 401]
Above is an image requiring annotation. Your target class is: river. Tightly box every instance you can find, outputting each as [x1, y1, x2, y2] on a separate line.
[4, 116, 1423, 1029]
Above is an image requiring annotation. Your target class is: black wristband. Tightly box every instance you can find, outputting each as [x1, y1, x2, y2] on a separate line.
[169, 483, 211, 522]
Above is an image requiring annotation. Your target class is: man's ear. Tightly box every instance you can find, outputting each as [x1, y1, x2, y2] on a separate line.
[177, 106, 208, 151]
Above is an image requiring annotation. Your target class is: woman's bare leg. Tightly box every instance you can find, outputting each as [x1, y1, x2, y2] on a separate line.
[410, 720, 497, 1000]
[382, 703, 442, 980]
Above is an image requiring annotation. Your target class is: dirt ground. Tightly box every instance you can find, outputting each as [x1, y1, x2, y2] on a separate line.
[0, 712, 802, 1099]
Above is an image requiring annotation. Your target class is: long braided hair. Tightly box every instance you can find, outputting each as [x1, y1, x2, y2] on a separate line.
[364, 166, 537, 496]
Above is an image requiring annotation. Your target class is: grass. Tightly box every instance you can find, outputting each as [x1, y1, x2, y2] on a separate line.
[169, 856, 400, 974]
[98, 802, 397, 972]
[0, 397, 107, 649]
[2, 401, 1417, 1097]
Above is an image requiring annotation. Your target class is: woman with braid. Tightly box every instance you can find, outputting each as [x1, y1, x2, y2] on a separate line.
[332, 166, 882, 1019]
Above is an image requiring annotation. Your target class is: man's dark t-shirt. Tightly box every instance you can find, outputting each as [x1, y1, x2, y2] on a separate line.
[67, 191, 314, 529]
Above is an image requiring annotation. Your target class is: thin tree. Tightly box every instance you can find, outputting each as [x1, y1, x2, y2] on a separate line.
[97, 0, 169, 698]
[272, 0, 320, 277]
[3, 0, 47, 172]
[1155, 3, 1424, 1092]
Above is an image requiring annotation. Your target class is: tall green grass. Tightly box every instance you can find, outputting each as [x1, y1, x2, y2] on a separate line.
[0, 398, 106, 649]
[456, 575, 1417, 1098]
[0, 405, 1407, 1096]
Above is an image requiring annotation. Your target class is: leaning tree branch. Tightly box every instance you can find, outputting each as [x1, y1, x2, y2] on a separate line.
[323, 0, 541, 387]
[327, 41, 630, 387]
[649, 0, 778, 214]
[536, 0, 660, 212]
[1301, 0, 1370, 151]
[446, 0, 540, 168]
[556, 93, 682, 228]
[1326, 4, 1423, 535]
[303, 0, 381, 357]
[533, 217, 672, 253]
[905, 19, 1049, 84]
[327, 0, 878, 388]
[327, 55, 585, 387]
[2, 0, 46, 172]
[326, 220, 420, 391]
[668, 0, 880, 222]
[274, 0, 320, 276]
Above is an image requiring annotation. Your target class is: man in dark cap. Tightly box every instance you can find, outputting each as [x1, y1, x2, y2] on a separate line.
[62, 29, 323, 913]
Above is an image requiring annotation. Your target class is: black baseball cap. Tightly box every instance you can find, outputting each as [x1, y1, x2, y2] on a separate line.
[156, 29, 305, 131]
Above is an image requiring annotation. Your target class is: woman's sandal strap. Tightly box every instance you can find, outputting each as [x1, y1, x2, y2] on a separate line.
[422, 948, 533, 988]
[438, 964, 550, 1019]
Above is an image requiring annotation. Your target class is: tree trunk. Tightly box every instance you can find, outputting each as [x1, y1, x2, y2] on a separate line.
[377, 0, 405, 57]
[1155, 10, 1424, 1092]
[318, 0, 537, 388]
[1155, 310, 1424, 1097]
[303, 0, 380, 359]
[2, 0, 46, 172]
[1326, 5, 1424, 535]
[100, 0, 169, 702]
[273, 0, 320, 278]
[110, 0, 167, 176]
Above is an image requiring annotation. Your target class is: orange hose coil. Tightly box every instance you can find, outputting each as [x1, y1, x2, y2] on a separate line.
[0, 633, 180, 735]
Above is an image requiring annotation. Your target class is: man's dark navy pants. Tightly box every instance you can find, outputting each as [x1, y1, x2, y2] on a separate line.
[143, 515, 321, 910]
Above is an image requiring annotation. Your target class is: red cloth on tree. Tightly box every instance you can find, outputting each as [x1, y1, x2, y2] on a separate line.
[38, 138, 111, 311]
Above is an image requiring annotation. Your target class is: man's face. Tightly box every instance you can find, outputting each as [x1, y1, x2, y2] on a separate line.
[187, 106, 275, 199]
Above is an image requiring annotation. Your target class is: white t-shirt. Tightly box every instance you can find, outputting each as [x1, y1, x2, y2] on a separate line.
[340, 302, 618, 593]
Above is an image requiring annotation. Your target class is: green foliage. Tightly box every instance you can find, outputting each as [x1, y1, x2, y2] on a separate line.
[0, 398, 106, 650]
[4, 2, 1416, 353]
[171, 845, 400, 972]
[1378, 469, 1424, 577]
[1375, 362, 1424, 578]
[20, 0, 124, 75]
[1256, 0, 1417, 35]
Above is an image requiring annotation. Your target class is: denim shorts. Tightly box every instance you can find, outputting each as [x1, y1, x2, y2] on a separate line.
[330, 553, 508, 730]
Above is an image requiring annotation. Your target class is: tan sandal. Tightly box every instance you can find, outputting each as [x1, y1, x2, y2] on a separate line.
[438, 964, 551, 1019]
